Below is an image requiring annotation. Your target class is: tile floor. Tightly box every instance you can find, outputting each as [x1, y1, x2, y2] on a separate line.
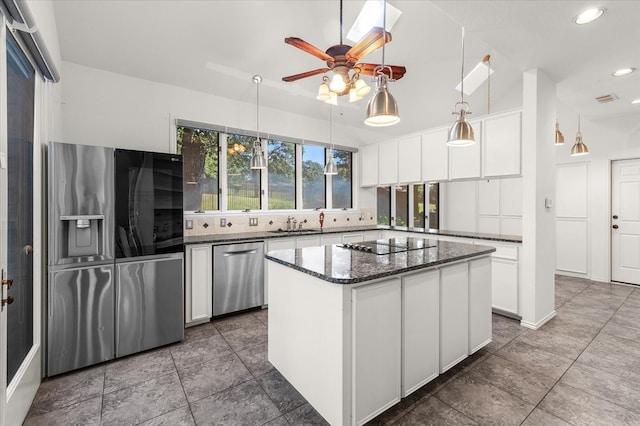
[25, 275, 640, 425]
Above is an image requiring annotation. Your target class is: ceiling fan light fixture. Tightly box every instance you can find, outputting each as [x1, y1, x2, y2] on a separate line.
[349, 87, 362, 103]
[354, 77, 371, 96]
[317, 82, 331, 101]
[365, 75, 400, 127]
[555, 119, 565, 145]
[325, 91, 338, 105]
[329, 73, 347, 93]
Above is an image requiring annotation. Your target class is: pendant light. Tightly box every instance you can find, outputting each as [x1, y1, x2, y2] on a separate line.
[364, 0, 400, 127]
[250, 75, 267, 169]
[447, 27, 475, 146]
[570, 115, 589, 156]
[324, 106, 338, 175]
[554, 119, 565, 145]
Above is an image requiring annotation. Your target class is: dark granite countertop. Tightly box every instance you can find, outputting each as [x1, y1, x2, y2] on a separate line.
[265, 237, 496, 285]
[184, 225, 521, 245]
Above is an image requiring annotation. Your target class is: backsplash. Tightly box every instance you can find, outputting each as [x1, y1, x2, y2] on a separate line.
[184, 209, 376, 236]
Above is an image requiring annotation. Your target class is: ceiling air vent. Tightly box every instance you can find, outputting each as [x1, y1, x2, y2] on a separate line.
[595, 93, 619, 103]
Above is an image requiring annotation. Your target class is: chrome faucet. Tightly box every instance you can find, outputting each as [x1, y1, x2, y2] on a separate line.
[286, 216, 295, 231]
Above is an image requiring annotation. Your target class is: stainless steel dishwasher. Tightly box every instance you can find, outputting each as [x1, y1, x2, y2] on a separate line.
[213, 242, 265, 316]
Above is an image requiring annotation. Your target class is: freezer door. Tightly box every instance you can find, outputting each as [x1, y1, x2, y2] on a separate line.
[47, 265, 114, 376]
[115, 255, 184, 358]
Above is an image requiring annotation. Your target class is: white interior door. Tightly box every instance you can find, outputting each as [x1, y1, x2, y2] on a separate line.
[612, 159, 640, 284]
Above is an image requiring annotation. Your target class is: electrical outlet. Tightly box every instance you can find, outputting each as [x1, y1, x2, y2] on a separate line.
[220, 218, 226, 227]
[249, 217, 258, 226]
[185, 219, 193, 229]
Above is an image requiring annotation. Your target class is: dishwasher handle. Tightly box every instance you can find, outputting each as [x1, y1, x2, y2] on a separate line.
[222, 249, 259, 257]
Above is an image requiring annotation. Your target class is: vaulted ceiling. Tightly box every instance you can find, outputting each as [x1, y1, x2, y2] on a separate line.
[52, 0, 640, 143]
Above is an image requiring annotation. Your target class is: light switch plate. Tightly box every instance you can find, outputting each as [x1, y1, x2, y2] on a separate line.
[545, 197, 553, 209]
[185, 219, 193, 229]
[249, 217, 258, 226]
[220, 218, 226, 227]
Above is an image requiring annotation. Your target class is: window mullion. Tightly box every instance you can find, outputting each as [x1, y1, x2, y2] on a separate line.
[219, 133, 228, 212]
[325, 149, 333, 210]
[295, 144, 303, 209]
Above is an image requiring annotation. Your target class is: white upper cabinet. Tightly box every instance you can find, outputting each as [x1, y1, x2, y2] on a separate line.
[378, 140, 399, 185]
[360, 144, 379, 187]
[421, 128, 449, 182]
[397, 134, 422, 183]
[482, 111, 522, 177]
[448, 120, 482, 180]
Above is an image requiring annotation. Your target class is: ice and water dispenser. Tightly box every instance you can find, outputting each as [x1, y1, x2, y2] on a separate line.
[60, 214, 106, 258]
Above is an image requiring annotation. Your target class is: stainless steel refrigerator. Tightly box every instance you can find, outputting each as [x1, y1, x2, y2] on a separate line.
[47, 143, 184, 376]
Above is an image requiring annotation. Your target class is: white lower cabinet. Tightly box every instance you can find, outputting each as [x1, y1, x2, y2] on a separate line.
[401, 270, 439, 397]
[296, 235, 321, 248]
[320, 234, 343, 245]
[343, 233, 365, 243]
[352, 278, 402, 425]
[490, 243, 519, 317]
[267, 238, 295, 251]
[185, 244, 213, 326]
[469, 257, 492, 354]
[439, 262, 469, 373]
[363, 230, 382, 241]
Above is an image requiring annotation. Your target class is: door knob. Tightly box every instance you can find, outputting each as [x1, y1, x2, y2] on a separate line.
[2, 296, 13, 306]
[24, 245, 33, 255]
[613, 224, 619, 229]
[2, 278, 12, 289]
[613, 215, 619, 219]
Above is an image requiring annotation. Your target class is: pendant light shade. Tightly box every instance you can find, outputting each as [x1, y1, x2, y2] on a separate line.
[570, 115, 589, 156]
[555, 119, 565, 145]
[324, 106, 338, 175]
[448, 27, 475, 146]
[365, 75, 400, 126]
[250, 75, 267, 169]
[364, 0, 399, 127]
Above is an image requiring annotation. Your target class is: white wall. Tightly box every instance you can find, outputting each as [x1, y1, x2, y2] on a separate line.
[60, 62, 365, 152]
[555, 105, 638, 283]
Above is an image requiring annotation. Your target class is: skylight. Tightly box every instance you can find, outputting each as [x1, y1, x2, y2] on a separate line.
[347, 0, 401, 43]
[455, 60, 495, 96]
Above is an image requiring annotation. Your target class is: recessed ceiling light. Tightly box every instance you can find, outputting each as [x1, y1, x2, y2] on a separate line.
[612, 67, 636, 77]
[574, 8, 605, 25]
[632, 99, 640, 105]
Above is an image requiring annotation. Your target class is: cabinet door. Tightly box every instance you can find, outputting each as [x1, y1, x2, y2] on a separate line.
[421, 128, 449, 182]
[491, 258, 519, 315]
[352, 279, 402, 425]
[449, 120, 482, 180]
[267, 238, 295, 251]
[296, 235, 321, 248]
[320, 233, 342, 246]
[440, 262, 469, 372]
[363, 230, 382, 241]
[483, 111, 521, 177]
[343, 233, 364, 243]
[360, 144, 379, 187]
[185, 244, 212, 325]
[378, 140, 399, 185]
[469, 257, 492, 354]
[402, 270, 439, 397]
[398, 134, 422, 183]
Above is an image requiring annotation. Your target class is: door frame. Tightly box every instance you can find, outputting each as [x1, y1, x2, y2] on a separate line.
[1, 17, 44, 426]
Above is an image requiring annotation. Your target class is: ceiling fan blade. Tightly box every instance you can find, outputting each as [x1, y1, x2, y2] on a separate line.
[282, 68, 330, 82]
[355, 63, 407, 80]
[345, 27, 391, 62]
[285, 37, 334, 62]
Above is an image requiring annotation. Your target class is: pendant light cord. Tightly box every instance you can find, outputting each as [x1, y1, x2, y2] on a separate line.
[256, 77, 260, 140]
[381, 0, 387, 70]
[460, 27, 465, 104]
[339, 0, 343, 45]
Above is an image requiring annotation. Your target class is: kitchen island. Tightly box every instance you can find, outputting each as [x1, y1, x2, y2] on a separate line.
[265, 237, 495, 426]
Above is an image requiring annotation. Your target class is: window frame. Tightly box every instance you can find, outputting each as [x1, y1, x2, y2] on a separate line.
[175, 119, 357, 214]
[377, 182, 440, 229]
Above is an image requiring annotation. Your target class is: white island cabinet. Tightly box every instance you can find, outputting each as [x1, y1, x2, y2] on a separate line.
[266, 239, 494, 426]
[185, 244, 212, 326]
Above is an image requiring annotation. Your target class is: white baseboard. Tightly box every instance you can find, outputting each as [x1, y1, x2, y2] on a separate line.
[520, 310, 556, 330]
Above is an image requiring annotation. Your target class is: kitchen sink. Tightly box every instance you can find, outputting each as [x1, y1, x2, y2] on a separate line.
[270, 228, 322, 234]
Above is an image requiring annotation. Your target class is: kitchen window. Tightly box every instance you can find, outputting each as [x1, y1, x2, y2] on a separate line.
[227, 133, 261, 210]
[176, 120, 355, 212]
[377, 183, 439, 229]
[267, 139, 296, 210]
[177, 125, 219, 212]
[331, 149, 352, 209]
[302, 145, 326, 209]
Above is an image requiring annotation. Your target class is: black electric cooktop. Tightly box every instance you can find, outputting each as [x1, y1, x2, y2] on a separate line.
[339, 237, 437, 255]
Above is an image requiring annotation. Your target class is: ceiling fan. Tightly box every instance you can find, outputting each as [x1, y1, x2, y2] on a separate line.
[282, 0, 406, 101]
